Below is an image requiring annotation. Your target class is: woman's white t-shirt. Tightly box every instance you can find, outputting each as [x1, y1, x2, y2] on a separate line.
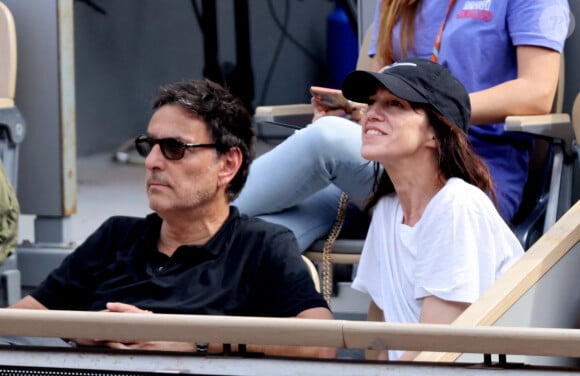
[351, 178, 524, 360]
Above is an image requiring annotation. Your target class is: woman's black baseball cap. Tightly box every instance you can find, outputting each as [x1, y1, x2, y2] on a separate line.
[342, 58, 471, 132]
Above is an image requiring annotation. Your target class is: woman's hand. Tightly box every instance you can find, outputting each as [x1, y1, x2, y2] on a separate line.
[311, 97, 367, 123]
[311, 96, 347, 122]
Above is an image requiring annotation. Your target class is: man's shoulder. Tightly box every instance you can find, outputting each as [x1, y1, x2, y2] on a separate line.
[95, 213, 159, 238]
[101, 214, 153, 228]
[232, 208, 293, 236]
[236, 215, 297, 243]
[229, 208, 299, 254]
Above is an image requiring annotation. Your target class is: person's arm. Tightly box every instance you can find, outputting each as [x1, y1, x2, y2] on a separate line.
[366, 299, 387, 360]
[243, 307, 337, 358]
[397, 296, 469, 361]
[243, 229, 337, 358]
[102, 304, 337, 358]
[9, 295, 48, 310]
[469, 45, 561, 125]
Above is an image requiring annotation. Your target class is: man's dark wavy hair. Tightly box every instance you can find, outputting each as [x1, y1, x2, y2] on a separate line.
[151, 79, 255, 201]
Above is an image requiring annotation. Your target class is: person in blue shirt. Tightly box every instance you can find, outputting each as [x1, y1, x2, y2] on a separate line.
[233, 0, 570, 251]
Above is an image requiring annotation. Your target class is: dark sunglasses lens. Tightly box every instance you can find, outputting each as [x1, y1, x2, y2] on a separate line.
[135, 137, 153, 158]
[159, 138, 185, 160]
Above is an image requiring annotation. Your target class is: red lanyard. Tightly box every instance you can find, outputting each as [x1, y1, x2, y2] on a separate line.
[431, 0, 457, 63]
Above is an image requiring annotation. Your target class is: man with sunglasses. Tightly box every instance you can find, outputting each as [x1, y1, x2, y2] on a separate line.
[8, 79, 336, 358]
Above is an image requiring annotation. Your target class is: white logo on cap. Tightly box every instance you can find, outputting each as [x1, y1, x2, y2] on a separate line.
[380, 62, 418, 73]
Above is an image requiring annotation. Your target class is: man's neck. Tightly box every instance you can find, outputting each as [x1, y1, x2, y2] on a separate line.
[157, 203, 231, 257]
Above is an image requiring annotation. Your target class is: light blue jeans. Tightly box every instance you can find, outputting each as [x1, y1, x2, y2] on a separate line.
[234, 116, 375, 251]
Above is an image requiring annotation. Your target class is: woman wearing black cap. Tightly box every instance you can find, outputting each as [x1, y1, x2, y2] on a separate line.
[345, 58, 524, 361]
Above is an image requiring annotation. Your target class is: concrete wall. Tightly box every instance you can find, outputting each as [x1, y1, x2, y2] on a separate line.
[73, 0, 340, 156]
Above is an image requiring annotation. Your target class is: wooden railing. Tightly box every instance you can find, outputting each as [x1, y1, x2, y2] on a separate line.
[415, 199, 580, 362]
[0, 203, 577, 363]
[0, 308, 580, 358]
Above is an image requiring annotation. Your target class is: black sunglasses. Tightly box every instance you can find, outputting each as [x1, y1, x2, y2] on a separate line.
[134, 135, 217, 160]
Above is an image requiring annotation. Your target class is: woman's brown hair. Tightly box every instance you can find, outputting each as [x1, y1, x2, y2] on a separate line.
[364, 104, 498, 215]
[376, 0, 421, 67]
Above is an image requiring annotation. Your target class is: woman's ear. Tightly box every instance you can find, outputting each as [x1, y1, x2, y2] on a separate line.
[217, 147, 243, 188]
[425, 128, 438, 149]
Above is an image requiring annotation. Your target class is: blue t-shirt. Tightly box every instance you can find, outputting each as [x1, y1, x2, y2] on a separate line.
[368, 0, 569, 220]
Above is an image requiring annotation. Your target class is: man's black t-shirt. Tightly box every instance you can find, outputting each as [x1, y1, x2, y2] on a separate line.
[32, 207, 327, 317]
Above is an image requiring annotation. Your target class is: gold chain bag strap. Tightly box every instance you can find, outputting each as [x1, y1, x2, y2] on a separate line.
[321, 192, 349, 304]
